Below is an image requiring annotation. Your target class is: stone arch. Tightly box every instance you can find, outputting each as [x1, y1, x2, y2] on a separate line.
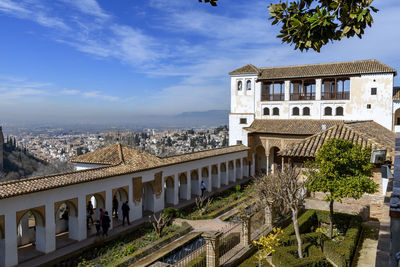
[324, 106, 332, 116]
[237, 80, 242, 91]
[17, 208, 46, 253]
[201, 167, 209, 192]
[292, 107, 300, 116]
[395, 108, 400, 130]
[228, 161, 234, 182]
[190, 170, 200, 196]
[164, 176, 175, 205]
[54, 199, 79, 240]
[179, 173, 189, 200]
[220, 163, 227, 185]
[336, 106, 344, 116]
[303, 107, 310, 116]
[87, 193, 105, 222]
[255, 145, 266, 174]
[235, 159, 242, 179]
[270, 146, 282, 174]
[246, 80, 251, 90]
[143, 183, 154, 212]
[211, 165, 219, 188]
[113, 188, 129, 221]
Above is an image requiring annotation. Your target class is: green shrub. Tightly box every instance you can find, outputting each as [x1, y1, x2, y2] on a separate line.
[322, 217, 362, 267]
[277, 209, 362, 267]
[163, 207, 181, 219]
[272, 244, 331, 267]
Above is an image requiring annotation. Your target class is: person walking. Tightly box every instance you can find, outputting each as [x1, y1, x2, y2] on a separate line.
[87, 201, 94, 227]
[99, 208, 105, 222]
[102, 211, 111, 237]
[200, 181, 207, 197]
[121, 201, 130, 226]
[112, 196, 119, 218]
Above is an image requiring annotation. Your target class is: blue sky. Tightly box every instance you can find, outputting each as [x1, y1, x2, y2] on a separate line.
[0, 0, 399, 124]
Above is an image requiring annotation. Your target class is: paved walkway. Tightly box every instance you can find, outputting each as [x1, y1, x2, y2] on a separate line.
[175, 217, 234, 232]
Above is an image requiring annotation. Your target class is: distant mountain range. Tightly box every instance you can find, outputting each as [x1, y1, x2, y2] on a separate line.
[173, 110, 229, 127]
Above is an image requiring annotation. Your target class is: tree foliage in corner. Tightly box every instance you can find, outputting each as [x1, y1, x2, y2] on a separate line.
[305, 138, 378, 239]
[199, 0, 378, 52]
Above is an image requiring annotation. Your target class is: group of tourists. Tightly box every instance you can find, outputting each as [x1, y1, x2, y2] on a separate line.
[86, 201, 111, 236]
[86, 197, 131, 237]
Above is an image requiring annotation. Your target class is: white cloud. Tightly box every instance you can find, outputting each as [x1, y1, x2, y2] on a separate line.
[60, 0, 110, 20]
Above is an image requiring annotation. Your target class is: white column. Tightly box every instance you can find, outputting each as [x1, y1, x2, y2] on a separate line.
[128, 184, 136, 223]
[75, 196, 87, 241]
[42, 204, 56, 253]
[266, 155, 270, 175]
[284, 80, 290, 101]
[316, 79, 322, 100]
[207, 166, 212, 192]
[173, 174, 179, 205]
[4, 212, 18, 267]
[132, 199, 142, 221]
[105, 189, 113, 230]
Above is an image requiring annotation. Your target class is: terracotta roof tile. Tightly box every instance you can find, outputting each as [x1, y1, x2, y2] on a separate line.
[245, 119, 344, 135]
[231, 59, 396, 80]
[0, 145, 248, 200]
[280, 121, 395, 157]
[229, 64, 260, 75]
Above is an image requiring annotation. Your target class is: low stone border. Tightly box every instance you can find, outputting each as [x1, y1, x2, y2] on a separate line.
[112, 222, 192, 267]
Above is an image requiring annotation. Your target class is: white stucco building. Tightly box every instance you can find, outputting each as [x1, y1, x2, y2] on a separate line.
[229, 59, 397, 146]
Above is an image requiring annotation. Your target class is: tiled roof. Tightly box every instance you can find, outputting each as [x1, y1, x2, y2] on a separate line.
[244, 119, 344, 135]
[162, 145, 249, 164]
[0, 145, 248, 199]
[71, 143, 124, 165]
[394, 87, 400, 100]
[229, 64, 260, 75]
[230, 60, 396, 80]
[281, 121, 395, 157]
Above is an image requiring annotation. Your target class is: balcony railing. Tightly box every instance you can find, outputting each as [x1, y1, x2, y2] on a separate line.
[321, 91, 350, 100]
[261, 94, 284, 101]
[290, 93, 315, 101]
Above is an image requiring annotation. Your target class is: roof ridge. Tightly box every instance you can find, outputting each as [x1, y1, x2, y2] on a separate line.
[258, 59, 380, 70]
[117, 143, 125, 164]
[162, 144, 246, 159]
[0, 164, 117, 187]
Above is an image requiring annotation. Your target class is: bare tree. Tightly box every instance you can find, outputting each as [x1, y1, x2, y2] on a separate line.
[148, 213, 171, 238]
[195, 195, 213, 216]
[253, 166, 308, 259]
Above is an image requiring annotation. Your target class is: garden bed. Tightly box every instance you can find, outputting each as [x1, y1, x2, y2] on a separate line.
[179, 182, 253, 220]
[53, 222, 191, 266]
[271, 209, 362, 267]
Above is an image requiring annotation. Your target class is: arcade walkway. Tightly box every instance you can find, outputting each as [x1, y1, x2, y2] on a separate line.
[18, 177, 251, 267]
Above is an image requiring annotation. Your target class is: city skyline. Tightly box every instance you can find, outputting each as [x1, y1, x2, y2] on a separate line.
[0, 0, 399, 124]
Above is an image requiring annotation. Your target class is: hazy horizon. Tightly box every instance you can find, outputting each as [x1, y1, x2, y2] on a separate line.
[0, 0, 399, 124]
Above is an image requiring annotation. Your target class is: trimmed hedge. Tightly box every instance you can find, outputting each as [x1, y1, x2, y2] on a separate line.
[274, 209, 362, 267]
[272, 244, 330, 267]
[322, 216, 362, 267]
